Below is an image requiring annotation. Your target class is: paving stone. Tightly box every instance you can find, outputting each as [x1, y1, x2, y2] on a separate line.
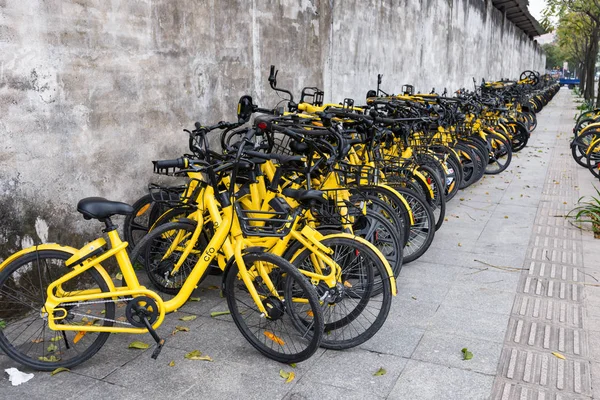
[398, 260, 461, 284]
[67, 381, 145, 400]
[0, 363, 104, 400]
[428, 305, 510, 343]
[284, 380, 384, 400]
[411, 332, 504, 375]
[301, 349, 408, 398]
[358, 323, 425, 358]
[442, 282, 516, 315]
[396, 277, 451, 305]
[389, 359, 494, 400]
[384, 298, 441, 330]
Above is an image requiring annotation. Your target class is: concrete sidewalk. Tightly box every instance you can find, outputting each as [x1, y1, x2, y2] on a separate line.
[1, 89, 598, 400]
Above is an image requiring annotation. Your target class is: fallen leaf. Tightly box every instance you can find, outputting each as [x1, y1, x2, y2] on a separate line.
[459, 198, 465, 201]
[458, 243, 462, 247]
[504, 216, 509, 219]
[279, 369, 295, 383]
[207, 285, 219, 290]
[128, 341, 150, 350]
[179, 315, 197, 321]
[289, 363, 297, 368]
[38, 355, 60, 362]
[210, 311, 231, 318]
[32, 338, 44, 343]
[50, 336, 62, 342]
[552, 352, 566, 360]
[264, 331, 286, 345]
[115, 272, 123, 281]
[373, 367, 387, 376]
[47, 344, 58, 353]
[51, 367, 70, 376]
[461, 347, 473, 360]
[172, 326, 190, 335]
[168, 361, 175, 367]
[184, 350, 213, 361]
[411, 296, 417, 300]
[189, 297, 201, 302]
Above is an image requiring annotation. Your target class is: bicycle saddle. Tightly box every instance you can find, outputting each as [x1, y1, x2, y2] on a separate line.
[281, 188, 327, 206]
[77, 197, 134, 220]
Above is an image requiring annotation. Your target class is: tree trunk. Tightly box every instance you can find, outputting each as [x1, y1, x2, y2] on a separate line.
[580, 65, 586, 93]
[585, 29, 599, 102]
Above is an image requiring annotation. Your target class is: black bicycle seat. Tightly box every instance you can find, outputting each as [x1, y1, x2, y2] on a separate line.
[77, 197, 134, 220]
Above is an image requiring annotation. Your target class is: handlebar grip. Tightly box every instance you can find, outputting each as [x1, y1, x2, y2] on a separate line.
[244, 150, 271, 160]
[153, 157, 187, 169]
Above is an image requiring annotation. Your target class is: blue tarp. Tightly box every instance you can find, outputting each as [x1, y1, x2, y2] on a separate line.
[560, 78, 580, 85]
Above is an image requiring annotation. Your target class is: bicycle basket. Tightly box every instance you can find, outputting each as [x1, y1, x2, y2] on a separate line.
[271, 134, 295, 156]
[148, 179, 202, 207]
[310, 188, 366, 226]
[332, 163, 380, 186]
[234, 203, 295, 237]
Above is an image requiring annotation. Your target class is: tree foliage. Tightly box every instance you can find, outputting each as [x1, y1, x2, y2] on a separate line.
[543, 0, 600, 104]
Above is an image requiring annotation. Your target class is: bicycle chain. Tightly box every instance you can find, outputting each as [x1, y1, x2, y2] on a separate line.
[60, 298, 133, 326]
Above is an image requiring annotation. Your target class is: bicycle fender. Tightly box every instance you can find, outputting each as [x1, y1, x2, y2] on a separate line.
[321, 233, 397, 296]
[0, 244, 116, 292]
[373, 184, 415, 226]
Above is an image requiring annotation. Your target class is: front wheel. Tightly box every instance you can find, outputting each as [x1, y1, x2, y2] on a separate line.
[0, 250, 115, 371]
[224, 252, 324, 363]
[290, 237, 393, 350]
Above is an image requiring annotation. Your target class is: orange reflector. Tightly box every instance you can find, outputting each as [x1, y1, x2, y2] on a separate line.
[306, 310, 314, 317]
[73, 321, 93, 343]
[264, 331, 285, 346]
[344, 281, 353, 288]
[136, 204, 151, 217]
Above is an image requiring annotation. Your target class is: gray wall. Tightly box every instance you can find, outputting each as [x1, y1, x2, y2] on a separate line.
[0, 0, 544, 258]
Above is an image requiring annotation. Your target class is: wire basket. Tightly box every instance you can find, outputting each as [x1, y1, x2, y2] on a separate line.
[148, 179, 202, 207]
[270, 134, 295, 156]
[331, 163, 380, 186]
[310, 188, 366, 226]
[234, 203, 295, 237]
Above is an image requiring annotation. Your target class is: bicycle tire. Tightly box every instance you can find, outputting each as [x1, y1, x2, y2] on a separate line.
[130, 220, 210, 295]
[289, 236, 392, 350]
[0, 250, 115, 371]
[224, 252, 324, 363]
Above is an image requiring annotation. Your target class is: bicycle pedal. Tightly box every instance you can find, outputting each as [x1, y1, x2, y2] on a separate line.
[151, 339, 165, 360]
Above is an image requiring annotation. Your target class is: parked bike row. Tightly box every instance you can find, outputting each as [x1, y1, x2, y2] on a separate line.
[0, 69, 559, 370]
[570, 107, 600, 178]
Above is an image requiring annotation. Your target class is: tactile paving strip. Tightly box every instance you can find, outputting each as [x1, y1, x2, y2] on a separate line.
[491, 94, 593, 400]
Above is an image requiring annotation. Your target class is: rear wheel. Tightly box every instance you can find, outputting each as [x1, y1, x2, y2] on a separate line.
[0, 250, 115, 371]
[290, 237, 392, 350]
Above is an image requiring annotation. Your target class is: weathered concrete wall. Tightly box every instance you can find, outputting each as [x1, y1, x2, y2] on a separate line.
[325, 0, 546, 100]
[0, 0, 544, 258]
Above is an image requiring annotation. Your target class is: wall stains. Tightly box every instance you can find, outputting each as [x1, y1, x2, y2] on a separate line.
[0, 0, 544, 252]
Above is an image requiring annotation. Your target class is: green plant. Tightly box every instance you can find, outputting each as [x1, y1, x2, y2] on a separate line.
[567, 187, 600, 238]
[576, 100, 594, 112]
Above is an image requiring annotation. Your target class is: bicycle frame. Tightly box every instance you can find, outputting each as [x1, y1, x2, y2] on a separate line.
[38, 185, 277, 335]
